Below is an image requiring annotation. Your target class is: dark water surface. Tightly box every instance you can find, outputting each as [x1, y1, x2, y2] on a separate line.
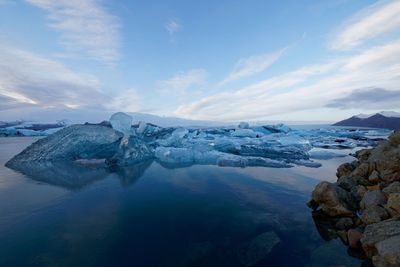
[0, 137, 362, 267]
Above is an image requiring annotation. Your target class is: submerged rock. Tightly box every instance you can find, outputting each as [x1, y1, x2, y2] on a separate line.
[237, 231, 280, 266]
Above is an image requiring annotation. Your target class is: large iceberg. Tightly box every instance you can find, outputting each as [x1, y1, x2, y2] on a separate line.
[6, 112, 392, 172]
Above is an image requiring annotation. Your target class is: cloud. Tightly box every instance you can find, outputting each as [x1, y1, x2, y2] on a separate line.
[106, 89, 143, 113]
[175, 39, 400, 121]
[165, 18, 181, 35]
[0, 43, 107, 112]
[326, 87, 400, 109]
[219, 48, 287, 86]
[25, 0, 121, 62]
[331, 0, 400, 50]
[157, 69, 207, 96]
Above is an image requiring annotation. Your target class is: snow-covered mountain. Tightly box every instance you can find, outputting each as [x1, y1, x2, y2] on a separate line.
[354, 111, 400, 119]
[334, 111, 400, 130]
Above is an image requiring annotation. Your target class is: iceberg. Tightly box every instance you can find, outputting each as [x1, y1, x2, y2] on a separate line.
[5, 112, 393, 173]
[110, 112, 133, 136]
[237, 122, 250, 129]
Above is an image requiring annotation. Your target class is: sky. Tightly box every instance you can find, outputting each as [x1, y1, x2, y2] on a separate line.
[1, 0, 400, 123]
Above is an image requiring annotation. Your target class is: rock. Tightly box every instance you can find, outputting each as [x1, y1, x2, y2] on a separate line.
[361, 218, 400, 263]
[367, 185, 381, 191]
[348, 229, 363, 248]
[368, 170, 380, 184]
[237, 122, 250, 129]
[386, 193, 400, 217]
[360, 190, 387, 210]
[335, 217, 353, 230]
[109, 112, 133, 135]
[352, 162, 370, 178]
[383, 182, 400, 198]
[351, 185, 367, 202]
[310, 182, 356, 217]
[372, 235, 400, 267]
[6, 125, 123, 166]
[337, 162, 356, 178]
[337, 230, 348, 244]
[388, 129, 400, 146]
[361, 205, 389, 225]
[237, 231, 280, 266]
[337, 176, 357, 191]
[356, 149, 372, 161]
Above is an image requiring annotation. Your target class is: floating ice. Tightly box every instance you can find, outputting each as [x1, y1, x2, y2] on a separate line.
[137, 121, 149, 134]
[231, 129, 259, 138]
[110, 112, 133, 136]
[309, 150, 347, 160]
[237, 122, 250, 129]
[5, 119, 393, 171]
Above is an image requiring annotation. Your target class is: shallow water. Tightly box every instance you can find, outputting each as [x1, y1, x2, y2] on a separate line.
[0, 137, 364, 266]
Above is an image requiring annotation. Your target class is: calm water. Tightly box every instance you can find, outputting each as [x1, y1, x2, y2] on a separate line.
[0, 137, 363, 267]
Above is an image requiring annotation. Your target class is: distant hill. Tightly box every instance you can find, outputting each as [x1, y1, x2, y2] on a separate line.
[333, 112, 400, 130]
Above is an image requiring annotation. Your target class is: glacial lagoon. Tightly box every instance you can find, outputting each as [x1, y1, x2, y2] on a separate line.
[0, 129, 388, 266]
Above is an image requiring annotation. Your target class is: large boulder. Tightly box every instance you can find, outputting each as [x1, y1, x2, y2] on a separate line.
[6, 125, 123, 167]
[310, 182, 357, 217]
[109, 112, 133, 135]
[361, 219, 400, 266]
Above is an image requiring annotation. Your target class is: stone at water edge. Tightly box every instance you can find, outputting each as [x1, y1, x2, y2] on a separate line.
[348, 229, 363, 249]
[310, 182, 356, 217]
[109, 112, 133, 136]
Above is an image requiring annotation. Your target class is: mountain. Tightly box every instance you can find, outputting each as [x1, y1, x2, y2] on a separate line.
[333, 112, 400, 130]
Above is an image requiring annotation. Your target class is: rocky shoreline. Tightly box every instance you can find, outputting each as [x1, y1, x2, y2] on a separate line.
[308, 130, 400, 266]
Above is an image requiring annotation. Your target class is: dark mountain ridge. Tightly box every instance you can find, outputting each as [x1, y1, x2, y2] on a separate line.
[333, 113, 400, 130]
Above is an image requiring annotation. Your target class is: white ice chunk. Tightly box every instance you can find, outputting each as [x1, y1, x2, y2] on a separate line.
[237, 122, 249, 129]
[231, 129, 258, 138]
[253, 126, 272, 135]
[309, 150, 346, 160]
[155, 147, 194, 164]
[137, 121, 149, 134]
[110, 112, 132, 136]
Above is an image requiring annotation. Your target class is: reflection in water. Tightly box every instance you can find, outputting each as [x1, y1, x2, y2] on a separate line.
[0, 137, 365, 266]
[7, 160, 154, 190]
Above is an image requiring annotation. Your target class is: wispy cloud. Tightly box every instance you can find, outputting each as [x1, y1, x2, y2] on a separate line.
[25, 0, 121, 62]
[219, 48, 287, 86]
[165, 18, 181, 36]
[157, 69, 207, 96]
[331, 0, 400, 50]
[0, 42, 107, 111]
[326, 87, 400, 109]
[106, 89, 143, 113]
[175, 39, 400, 121]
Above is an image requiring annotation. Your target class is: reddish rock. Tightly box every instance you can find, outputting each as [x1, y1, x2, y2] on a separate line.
[348, 229, 363, 248]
